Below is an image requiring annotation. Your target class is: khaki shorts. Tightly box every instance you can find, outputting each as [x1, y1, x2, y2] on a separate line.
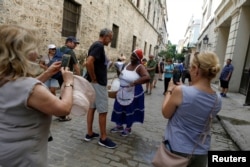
[149, 74, 155, 83]
[90, 83, 108, 113]
[154, 73, 160, 80]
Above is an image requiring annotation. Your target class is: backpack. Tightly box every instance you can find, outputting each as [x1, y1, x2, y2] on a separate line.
[173, 64, 181, 78]
[48, 47, 71, 80]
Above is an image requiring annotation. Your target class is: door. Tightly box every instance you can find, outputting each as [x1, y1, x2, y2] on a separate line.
[239, 36, 250, 95]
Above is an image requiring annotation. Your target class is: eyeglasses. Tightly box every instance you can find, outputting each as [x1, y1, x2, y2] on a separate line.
[50, 48, 56, 51]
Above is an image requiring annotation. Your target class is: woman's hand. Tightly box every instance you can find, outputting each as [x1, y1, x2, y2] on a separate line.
[47, 61, 61, 76]
[36, 61, 61, 83]
[162, 79, 182, 119]
[61, 67, 74, 84]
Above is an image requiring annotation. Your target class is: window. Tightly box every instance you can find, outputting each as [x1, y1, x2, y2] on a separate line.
[149, 44, 152, 56]
[111, 24, 119, 48]
[136, 0, 140, 8]
[147, 2, 151, 19]
[62, 0, 81, 37]
[153, 11, 155, 26]
[132, 36, 137, 52]
[144, 42, 147, 56]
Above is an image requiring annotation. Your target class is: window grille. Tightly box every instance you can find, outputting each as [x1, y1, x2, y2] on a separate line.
[132, 36, 137, 52]
[62, 0, 81, 37]
[111, 24, 119, 48]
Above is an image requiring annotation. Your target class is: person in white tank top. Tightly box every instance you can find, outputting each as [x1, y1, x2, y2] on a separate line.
[110, 49, 150, 136]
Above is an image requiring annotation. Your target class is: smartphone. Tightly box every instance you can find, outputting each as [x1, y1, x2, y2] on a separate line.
[61, 54, 71, 68]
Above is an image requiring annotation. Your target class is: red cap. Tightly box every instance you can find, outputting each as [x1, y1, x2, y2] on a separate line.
[133, 49, 143, 61]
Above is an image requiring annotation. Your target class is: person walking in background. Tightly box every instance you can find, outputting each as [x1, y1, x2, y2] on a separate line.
[172, 61, 182, 85]
[114, 58, 125, 76]
[57, 36, 81, 122]
[181, 62, 192, 85]
[219, 58, 234, 97]
[84, 28, 117, 149]
[39, 44, 60, 96]
[160, 51, 221, 167]
[141, 58, 147, 68]
[110, 49, 150, 136]
[153, 58, 160, 88]
[145, 54, 157, 95]
[39, 44, 60, 141]
[120, 53, 127, 62]
[158, 58, 165, 81]
[0, 24, 74, 167]
[163, 59, 174, 95]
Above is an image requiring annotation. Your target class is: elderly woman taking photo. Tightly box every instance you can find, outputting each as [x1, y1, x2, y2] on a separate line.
[160, 52, 222, 167]
[0, 24, 74, 166]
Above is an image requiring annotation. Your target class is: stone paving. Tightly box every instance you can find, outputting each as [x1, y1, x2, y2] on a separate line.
[48, 76, 239, 167]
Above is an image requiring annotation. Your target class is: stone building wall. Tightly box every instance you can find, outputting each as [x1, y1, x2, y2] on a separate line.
[201, 0, 250, 92]
[0, 0, 166, 61]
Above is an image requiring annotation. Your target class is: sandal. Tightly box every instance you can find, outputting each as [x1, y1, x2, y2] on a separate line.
[58, 116, 71, 122]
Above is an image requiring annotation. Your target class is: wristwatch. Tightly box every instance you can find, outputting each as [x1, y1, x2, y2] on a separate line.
[64, 83, 73, 88]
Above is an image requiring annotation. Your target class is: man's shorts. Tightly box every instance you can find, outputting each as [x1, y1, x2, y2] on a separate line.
[90, 83, 108, 113]
[149, 74, 155, 83]
[154, 73, 159, 80]
[220, 79, 229, 88]
[45, 78, 59, 88]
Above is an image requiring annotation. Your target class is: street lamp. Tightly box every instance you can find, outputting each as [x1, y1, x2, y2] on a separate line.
[203, 35, 209, 45]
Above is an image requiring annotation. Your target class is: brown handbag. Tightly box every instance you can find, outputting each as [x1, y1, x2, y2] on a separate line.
[152, 142, 189, 167]
[152, 95, 218, 167]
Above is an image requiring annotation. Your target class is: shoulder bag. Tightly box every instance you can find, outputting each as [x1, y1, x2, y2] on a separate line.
[152, 95, 218, 167]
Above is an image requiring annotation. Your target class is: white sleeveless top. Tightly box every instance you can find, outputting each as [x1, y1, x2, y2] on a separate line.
[117, 63, 141, 106]
[119, 63, 141, 87]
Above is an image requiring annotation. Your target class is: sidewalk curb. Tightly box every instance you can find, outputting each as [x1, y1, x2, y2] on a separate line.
[216, 115, 242, 150]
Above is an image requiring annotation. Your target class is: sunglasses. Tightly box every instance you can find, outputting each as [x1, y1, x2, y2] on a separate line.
[50, 48, 56, 51]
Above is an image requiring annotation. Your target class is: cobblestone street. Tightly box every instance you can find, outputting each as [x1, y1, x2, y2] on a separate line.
[48, 78, 239, 167]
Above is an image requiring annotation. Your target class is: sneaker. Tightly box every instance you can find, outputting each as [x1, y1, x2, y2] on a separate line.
[84, 132, 99, 142]
[220, 93, 227, 97]
[98, 138, 117, 149]
[121, 128, 132, 137]
[58, 116, 71, 122]
[110, 126, 124, 133]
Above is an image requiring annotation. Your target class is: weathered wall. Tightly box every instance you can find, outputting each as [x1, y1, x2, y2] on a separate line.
[0, 0, 162, 61]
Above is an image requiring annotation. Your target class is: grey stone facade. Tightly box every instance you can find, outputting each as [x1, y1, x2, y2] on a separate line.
[0, 0, 167, 62]
[197, 0, 250, 93]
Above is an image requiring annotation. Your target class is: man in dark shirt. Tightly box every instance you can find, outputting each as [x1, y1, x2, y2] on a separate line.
[84, 28, 117, 149]
[57, 36, 81, 86]
[58, 36, 81, 122]
[219, 58, 234, 97]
